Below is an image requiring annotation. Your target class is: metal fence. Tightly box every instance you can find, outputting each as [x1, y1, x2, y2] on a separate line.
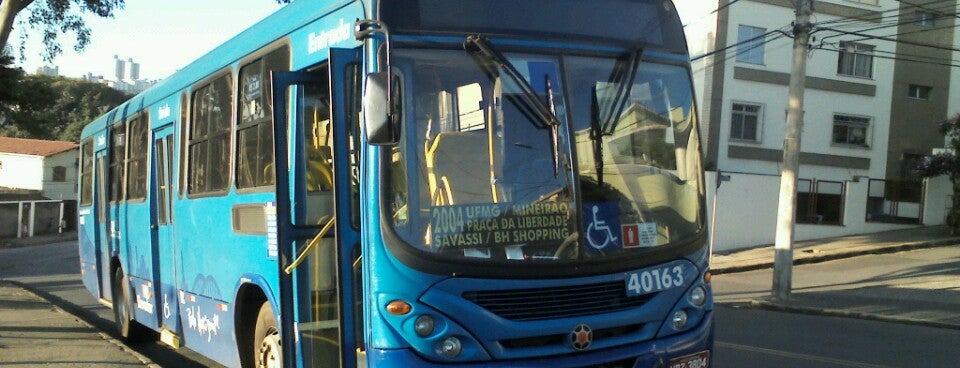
[796, 179, 846, 225]
[865, 179, 924, 224]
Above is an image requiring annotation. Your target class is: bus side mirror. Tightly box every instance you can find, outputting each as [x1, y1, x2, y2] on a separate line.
[363, 72, 400, 146]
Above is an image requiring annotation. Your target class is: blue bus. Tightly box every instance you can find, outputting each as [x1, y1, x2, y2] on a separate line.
[77, 0, 712, 367]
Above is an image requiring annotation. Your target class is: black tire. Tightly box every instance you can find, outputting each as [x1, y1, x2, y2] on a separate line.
[253, 301, 282, 368]
[111, 267, 153, 343]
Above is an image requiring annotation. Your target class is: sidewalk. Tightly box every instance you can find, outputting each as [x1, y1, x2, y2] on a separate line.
[0, 280, 154, 367]
[712, 225, 960, 330]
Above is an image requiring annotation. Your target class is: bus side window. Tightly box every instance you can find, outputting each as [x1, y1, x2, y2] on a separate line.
[109, 122, 126, 203]
[189, 72, 233, 195]
[236, 46, 289, 190]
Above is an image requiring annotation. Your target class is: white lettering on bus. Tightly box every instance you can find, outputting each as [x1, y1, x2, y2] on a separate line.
[158, 103, 171, 120]
[308, 19, 352, 55]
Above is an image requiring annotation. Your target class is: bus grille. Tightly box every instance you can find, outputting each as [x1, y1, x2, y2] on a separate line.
[462, 282, 656, 321]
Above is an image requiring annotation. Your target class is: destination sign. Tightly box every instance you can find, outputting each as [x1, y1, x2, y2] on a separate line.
[430, 203, 571, 248]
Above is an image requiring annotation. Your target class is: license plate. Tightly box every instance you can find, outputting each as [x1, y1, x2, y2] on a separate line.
[669, 351, 710, 368]
[624, 264, 686, 296]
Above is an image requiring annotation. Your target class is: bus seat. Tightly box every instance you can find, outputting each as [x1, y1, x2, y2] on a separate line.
[426, 132, 492, 205]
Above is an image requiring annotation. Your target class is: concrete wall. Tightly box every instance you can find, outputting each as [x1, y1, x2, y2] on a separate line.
[0, 200, 72, 239]
[706, 170, 947, 253]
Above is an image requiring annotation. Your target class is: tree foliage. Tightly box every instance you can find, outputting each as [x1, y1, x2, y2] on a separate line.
[0, 0, 125, 63]
[915, 114, 960, 234]
[0, 73, 128, 141]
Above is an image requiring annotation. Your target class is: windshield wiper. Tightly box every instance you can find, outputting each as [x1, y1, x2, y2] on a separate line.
[545, 77, 561, 177]
[592, 48, 643, 185]
[465, 35, 563, 177]
[465, 35, 561, 129]
[599, 48, 643, 134]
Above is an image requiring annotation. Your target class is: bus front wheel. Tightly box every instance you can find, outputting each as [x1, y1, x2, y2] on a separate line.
[253, 301, 281, 368]
[111, 267, 152, 342]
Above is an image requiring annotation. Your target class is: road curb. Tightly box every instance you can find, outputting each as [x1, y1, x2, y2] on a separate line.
[748, 299, 960, 331]
[712, 238, 960, 275]
[0, 279, 160, 368]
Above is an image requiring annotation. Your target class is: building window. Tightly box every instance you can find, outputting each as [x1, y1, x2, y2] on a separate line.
[908, 84, 931, 100]
[736, 25, 766, 65]
[730, 103, 761, 141]
[832, 114, 870, 147]
[837, 42, 874, 78]
[52, 166, 67, 182]
[916, 11, 934, 27]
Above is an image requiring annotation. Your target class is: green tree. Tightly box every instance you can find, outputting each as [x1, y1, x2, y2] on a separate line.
[0, 54, 23, 121]
[0, 0, 124, 63]
[0, 74, 128, 141]
[915, 114, 960, 234]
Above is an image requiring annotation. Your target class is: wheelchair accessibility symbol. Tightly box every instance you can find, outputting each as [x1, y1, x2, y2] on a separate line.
[584, 203, 621, 251]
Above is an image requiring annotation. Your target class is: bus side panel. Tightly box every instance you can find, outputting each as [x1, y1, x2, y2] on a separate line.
[175, 193, 280, 367]
[78, 208, 99, 296]
[124, 201, 162, 330]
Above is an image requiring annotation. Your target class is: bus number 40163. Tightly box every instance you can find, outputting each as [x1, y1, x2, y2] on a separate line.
[626, 265, 685, 296]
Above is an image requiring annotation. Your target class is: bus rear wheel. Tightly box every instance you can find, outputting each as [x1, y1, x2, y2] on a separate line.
[253, 301, 281, 368]
[111, 267, 152, 342]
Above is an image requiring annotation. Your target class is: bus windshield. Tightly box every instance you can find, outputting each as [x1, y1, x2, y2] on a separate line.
[386, 44, 703, 266]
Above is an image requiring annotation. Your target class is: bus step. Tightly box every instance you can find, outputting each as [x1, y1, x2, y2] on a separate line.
[98, 298, 113, 309]
[160, 329, 181, 349]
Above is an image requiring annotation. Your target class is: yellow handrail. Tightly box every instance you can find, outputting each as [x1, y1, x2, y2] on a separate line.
[284, 216, 336, 275]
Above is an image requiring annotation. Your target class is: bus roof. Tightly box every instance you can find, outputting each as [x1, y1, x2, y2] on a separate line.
[81, 0, 361, 139]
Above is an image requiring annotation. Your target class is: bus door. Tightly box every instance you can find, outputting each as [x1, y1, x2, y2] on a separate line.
[151, 125, 179, 332]
[272, 47, 363, 368]
[95, 152, 111, 300]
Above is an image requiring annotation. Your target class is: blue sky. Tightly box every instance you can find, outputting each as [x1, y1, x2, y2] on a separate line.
[12, 0, 285, 80]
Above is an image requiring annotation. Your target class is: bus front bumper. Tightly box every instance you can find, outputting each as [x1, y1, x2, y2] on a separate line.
[365, 310, 714, 368]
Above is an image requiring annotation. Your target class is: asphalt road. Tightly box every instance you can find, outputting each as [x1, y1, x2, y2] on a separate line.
[714, 305, 960, 367]
[713, 246, 960, 367]
[2, 241, 958, 367]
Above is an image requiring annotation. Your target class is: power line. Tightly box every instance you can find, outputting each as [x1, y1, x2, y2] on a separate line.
[813, 0, 956, 28]
[895, 0, 960, 21]
[817, 44, 960, 68]
[816, 26, 960, 53]
[691, 28, 790, 62]
[845, 21, 960, 46]
[683, 0, 744, 28]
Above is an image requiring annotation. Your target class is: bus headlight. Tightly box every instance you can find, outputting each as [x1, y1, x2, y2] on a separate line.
[414, 315, 435, 337]
[689, 286, 707, 307]
[437, 336, 462, 358]
[671, 310, 689, 329]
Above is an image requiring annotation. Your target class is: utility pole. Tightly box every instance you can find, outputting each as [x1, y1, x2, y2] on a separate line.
[772, 0, 813, 303]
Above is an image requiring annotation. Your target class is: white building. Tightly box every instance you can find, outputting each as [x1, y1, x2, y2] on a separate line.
[678, 0, 956, 251]
[0, 137, 79, 238]
[0, 137, 78, 200]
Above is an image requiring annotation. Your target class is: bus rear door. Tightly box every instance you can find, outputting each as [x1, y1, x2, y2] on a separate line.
[272, 47, 363, 368]
[151, 124, 181, 337]
[96, 150, 112, 300]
